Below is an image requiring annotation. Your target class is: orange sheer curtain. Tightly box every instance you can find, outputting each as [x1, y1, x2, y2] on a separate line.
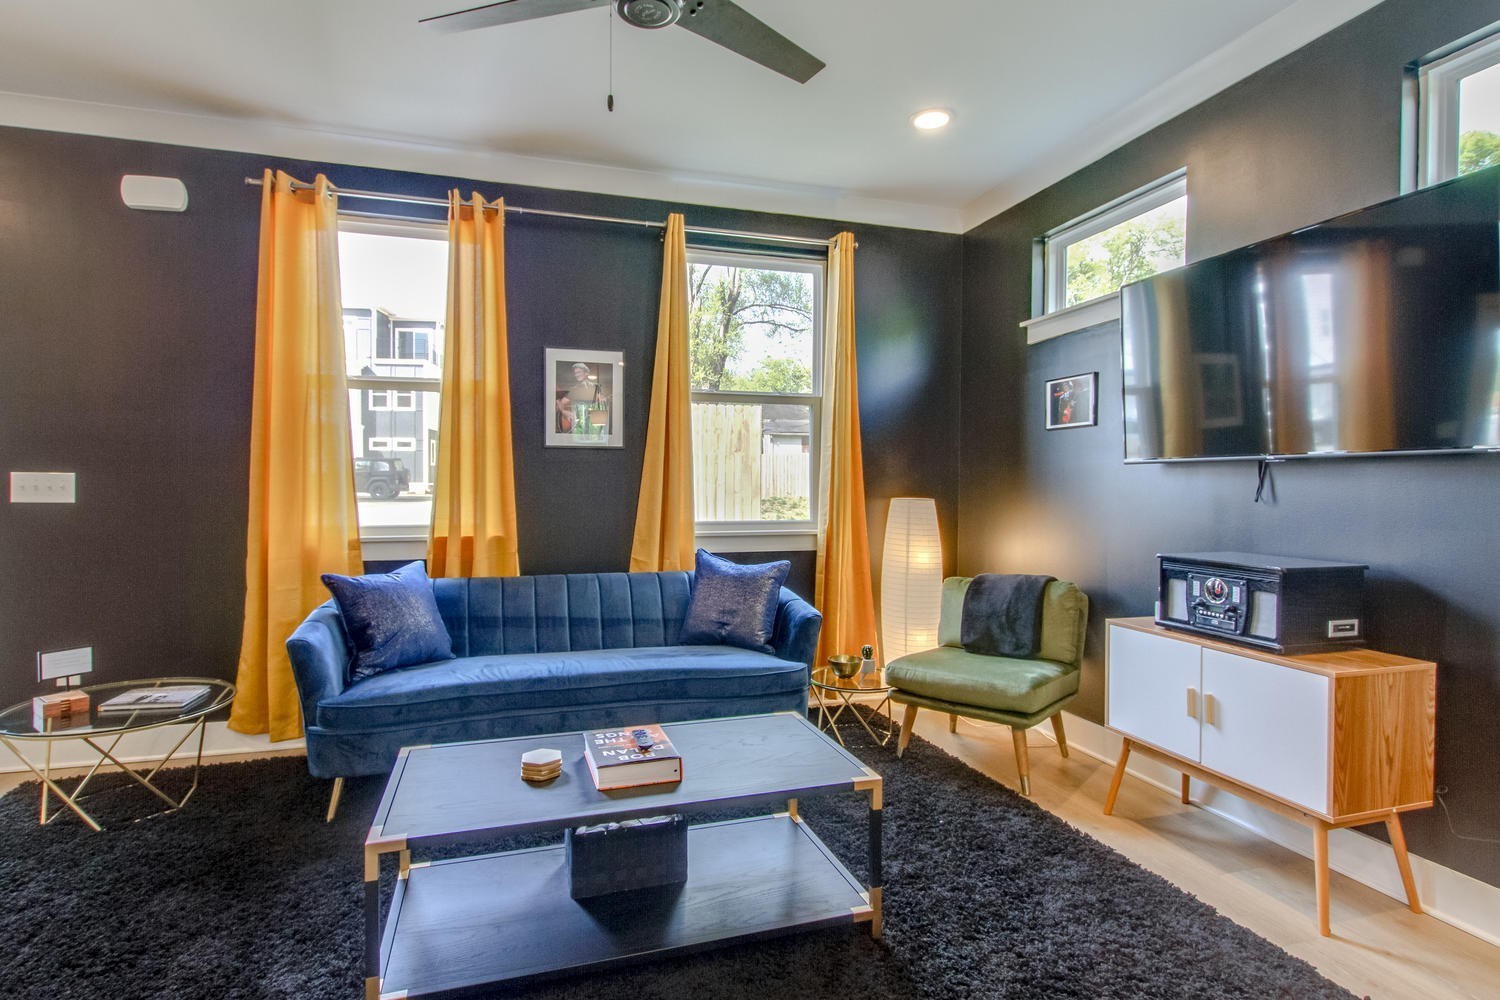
[815, 232, 879, 664]
[230, 170, 362, 741]
[427, 191, 520, 577]
[630, 213, 696, 571]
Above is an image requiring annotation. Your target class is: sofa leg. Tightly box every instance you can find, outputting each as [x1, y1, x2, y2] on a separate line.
[1050, 713, 1070, 758]
[1011, 727, 1032, 797]
[326, 777, 344, 823]
[896, 704, 918, 757]
[948, 713, 958, 734]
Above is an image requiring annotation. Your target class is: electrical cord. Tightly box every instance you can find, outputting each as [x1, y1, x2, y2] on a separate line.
[1434, 786, 1500, 845]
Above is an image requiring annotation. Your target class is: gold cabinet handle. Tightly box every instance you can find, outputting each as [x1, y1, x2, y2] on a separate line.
[1203, 693, 1217, 727]
[1186, 687, 1200, 720]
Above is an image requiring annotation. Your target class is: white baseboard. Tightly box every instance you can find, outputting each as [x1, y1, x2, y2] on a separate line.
[1052, 710, 1500, 948]
[0, 721, 304, 774]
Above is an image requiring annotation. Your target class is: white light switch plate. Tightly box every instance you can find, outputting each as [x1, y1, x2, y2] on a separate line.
[10, 471, 76, 503]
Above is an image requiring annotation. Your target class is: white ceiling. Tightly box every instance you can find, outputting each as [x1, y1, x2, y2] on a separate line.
[0, 0, 1384, 232]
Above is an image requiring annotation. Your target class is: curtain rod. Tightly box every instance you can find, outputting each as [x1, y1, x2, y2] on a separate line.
[242, 176, 842, 249]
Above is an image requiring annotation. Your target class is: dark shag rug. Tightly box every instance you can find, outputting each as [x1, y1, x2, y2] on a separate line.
[0, 713, 1356, 1000]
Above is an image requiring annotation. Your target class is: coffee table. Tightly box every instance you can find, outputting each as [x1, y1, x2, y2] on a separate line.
[362, 711, 884, 1000]
[0, 677, 236, 831]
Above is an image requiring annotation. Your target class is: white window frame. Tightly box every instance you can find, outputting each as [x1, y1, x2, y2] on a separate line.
[1415, 25, 1500, 187]
[686, 248, 823, 550]
[376, 326, 431, 364]
[1042, 170, 1187, 315]
[369, 389, 416, 411]
[339, 217, 446, 551]
[368, 437, 417, 453]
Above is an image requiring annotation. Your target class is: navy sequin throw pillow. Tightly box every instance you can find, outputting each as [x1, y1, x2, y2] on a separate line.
[678, 549, 790, 654]
[321, 561, 454, 683]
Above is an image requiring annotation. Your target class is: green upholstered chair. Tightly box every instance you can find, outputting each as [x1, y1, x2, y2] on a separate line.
[887, 577, 1089, 795]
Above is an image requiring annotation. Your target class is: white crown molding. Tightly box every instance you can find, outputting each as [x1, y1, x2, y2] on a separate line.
[0, 90, 965, 235]
[958, 0, 1388, 232]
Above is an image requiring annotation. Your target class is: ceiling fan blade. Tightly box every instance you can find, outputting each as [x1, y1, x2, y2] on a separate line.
[676, 0, 824, 83]
[420, 0, 603, 34]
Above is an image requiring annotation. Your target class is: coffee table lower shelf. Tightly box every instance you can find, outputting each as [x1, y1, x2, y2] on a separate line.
[375, 813, 874, 999]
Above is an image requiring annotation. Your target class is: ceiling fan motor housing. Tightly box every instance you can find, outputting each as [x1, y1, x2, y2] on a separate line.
[616, 0, 684, 29]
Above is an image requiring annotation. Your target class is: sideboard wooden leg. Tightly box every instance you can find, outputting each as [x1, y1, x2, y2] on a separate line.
[1103, 739, 1132, 815]
[1314, 821, 1332, 937]
[1180, 773, 1191, 804]
[1385, 812, 1422, 914]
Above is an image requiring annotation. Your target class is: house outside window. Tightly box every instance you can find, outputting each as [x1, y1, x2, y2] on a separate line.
[339, 222, 447, 543]
[1043, 171, 1187, 313]
[686, 250, 822, 542]
[1415, 27, 1500, 186]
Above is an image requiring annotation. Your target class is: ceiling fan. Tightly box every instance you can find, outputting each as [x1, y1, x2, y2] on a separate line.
[421, 0, 825, 84]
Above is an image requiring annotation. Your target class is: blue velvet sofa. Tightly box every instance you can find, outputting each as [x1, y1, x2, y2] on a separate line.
[287, 570, 821, 791]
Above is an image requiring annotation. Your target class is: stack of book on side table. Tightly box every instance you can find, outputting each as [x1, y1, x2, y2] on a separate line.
[96, 684, 212, 719]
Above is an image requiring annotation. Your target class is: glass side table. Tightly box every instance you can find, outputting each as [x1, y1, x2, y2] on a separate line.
[0, 677, 235, 831]
[810, 665, 894, 747]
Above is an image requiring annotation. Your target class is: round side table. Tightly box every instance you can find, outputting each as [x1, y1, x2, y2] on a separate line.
[810, 665, 894, 747]
[0, 677, 236, 831]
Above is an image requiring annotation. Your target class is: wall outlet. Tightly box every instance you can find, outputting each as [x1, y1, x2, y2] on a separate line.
[10, 471, 76, 503]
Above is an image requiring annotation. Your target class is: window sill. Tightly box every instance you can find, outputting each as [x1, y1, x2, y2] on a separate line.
[361, 537, 428, 563]
[696, 528, 818, 553]
[1020, 295, 1121, 345]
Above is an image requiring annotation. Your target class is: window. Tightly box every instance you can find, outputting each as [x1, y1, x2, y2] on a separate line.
[1043, 172, 1187, 313]
[339, 222, 448, 542]
[687, 250, 822, 535]
[369, 389, 416, 411]
[1415, 26, 1500, 186]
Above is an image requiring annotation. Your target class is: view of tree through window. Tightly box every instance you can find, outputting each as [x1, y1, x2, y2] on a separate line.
[1064, 196, 1187, 308]
[687, 254, 820, 525]
[1459, 59, 1500, 174]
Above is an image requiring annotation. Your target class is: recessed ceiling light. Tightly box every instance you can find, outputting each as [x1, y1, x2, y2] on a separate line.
[911, 108, 952, 131]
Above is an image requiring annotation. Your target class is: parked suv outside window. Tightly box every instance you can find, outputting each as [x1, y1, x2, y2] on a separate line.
[354, 457, 410, 500]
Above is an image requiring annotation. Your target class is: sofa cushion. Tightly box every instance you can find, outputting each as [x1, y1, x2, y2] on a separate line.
[678, 550, 789, 654]
[316, 644, 808, 732]
[321, 561, 454, 682]
[885, 646, 1079, 717]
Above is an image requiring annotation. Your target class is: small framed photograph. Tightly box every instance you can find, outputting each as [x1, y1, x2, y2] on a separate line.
[1045, 372, 1097, 430]
[545, 348, 623, 448]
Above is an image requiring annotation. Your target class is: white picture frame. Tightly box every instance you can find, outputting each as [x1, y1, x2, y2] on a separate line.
[545, 347, 624, 448]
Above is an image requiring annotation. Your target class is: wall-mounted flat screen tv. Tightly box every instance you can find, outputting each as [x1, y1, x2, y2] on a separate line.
[1120, 168, 1500, 462]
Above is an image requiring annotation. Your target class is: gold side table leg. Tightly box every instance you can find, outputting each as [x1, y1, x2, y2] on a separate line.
[0, 736, 103, 832]
[40, 741, 51, 825]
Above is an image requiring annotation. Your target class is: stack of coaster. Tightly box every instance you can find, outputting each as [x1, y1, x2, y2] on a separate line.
[520, 748, 563, 783]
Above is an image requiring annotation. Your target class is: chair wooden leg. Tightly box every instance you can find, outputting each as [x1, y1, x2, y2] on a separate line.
[1010, 727, 1032, 796]
[1049, 713, 1069, 758]
[948, 713, 958, 734]
[326, 777, 344, 823]
[896, 704, 918, 758]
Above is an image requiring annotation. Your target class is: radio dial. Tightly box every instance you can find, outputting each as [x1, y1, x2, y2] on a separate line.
[1203, 577, 1230, 604]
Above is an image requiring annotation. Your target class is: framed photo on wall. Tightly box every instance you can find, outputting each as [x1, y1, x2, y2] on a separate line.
[545, 348, 624, 448]
[1044, 372, 1097, 430]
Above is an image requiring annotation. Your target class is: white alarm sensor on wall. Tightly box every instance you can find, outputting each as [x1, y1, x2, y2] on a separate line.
[119, 175, 188, 212]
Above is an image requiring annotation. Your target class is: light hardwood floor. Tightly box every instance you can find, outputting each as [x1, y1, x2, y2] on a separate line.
[3, 721, 1495, 998]
[895, 708, 1500, 1000]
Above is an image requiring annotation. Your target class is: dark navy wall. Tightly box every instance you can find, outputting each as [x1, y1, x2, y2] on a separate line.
[960, 0, 1500, 884]
[0, 127, 960, 712]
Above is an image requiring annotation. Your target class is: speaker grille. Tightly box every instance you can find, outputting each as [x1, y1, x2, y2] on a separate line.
[1165, 578, 1188, 621]
[1248, 590, 1278, 638]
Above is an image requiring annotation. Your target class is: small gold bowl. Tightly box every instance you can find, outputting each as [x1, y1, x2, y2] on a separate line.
[828, 654, 861, 678]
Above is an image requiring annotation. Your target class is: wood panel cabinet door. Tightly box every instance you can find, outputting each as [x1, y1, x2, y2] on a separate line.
[1200, 650, 1330, 814]
[1107, 625, 1203, 762]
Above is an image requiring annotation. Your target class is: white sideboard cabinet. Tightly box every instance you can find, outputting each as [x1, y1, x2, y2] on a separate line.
[1104, 618, 1436, 936]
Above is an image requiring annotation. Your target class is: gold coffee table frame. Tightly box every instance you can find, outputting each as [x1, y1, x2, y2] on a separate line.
[810, 665, 894, 746]
[0, 677, 236, 831]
